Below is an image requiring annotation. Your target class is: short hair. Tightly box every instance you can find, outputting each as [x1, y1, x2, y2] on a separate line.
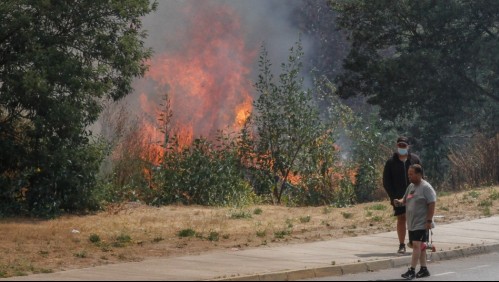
[409, 164, 424, 175]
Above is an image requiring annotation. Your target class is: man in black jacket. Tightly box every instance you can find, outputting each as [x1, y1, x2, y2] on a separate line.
[383, 136, 421, 254]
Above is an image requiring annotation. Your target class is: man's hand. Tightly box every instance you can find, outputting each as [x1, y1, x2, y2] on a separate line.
[393, 199, 403, 207]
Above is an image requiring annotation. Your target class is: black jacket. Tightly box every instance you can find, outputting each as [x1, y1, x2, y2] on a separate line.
[382, 152, 421, 203]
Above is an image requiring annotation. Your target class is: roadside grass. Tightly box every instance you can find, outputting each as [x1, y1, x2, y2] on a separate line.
[0, 186, 497, 278]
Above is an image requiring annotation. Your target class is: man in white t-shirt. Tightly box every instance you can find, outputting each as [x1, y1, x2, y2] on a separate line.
[394, 164, 436, 279]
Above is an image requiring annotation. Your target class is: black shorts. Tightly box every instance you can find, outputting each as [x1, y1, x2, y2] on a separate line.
[409, 229, 428, 242]
[393, 206, 406, 216]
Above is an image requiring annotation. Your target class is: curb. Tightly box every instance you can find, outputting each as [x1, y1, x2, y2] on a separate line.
[212, 243, 499, 281]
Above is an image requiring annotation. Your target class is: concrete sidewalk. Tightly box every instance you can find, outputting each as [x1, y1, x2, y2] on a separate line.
[3, 216, 499, 281]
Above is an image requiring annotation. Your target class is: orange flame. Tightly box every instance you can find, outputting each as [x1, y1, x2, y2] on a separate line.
[139, 2, 255, 152]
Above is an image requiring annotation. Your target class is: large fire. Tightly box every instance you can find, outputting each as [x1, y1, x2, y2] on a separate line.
[137, 2, 256, 164]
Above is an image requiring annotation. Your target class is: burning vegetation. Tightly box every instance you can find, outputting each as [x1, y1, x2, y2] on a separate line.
[99, 2, 378, 208]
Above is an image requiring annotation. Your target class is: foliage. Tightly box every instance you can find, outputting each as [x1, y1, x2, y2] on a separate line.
[308, 78, 394, 204]
[207, 231, 220, 242]
[177, 229, 196, 238]
[89, 234, 101, 244]
[249, 40, 337, 204]
[0, 0, 157, 216]
[229, 209, 253, 219]
[95, 91, 174, 206]
[96, 111, 159, 205]
[330, 0, 499, 182]
[299, 215, 311, 223]
[446, 134, 499, 190]
[154, 133, 256, 207]
[237, 120, 275, 198]
[253, 208, 263, 215]
[0, 136, 108, 217]
[341, 107, 395, 203]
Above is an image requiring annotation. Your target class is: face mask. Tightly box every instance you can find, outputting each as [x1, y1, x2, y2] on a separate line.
[398, 148, 408, 156]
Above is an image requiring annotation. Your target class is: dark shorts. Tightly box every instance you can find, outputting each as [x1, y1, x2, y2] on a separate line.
[409, 229, 428, 242]
[393, 206, 406, 216]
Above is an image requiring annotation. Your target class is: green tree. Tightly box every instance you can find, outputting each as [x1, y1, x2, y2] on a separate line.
[0, 0, 157, 216]
[250, 41, 330, 204]
[330, 0, 499, 181]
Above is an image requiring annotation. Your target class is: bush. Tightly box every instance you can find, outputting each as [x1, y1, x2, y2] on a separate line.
[207, 231, 219, 242]
[177, 228, 196, 238]
[299, 215, 311, 223]
[0, 136, 107, 218]
[89, 234, 101, 243]
[155, 135, 256, 207]
[447, 134, 499, 190]
[229, 209, 252, 219]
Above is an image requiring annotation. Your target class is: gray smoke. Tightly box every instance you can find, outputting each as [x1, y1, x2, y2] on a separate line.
[141, 0, 311, 77]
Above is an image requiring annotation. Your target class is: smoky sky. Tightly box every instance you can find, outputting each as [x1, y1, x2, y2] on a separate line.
[140, 0, 313, 83]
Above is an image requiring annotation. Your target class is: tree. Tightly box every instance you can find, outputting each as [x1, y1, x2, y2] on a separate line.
[0, 0, 157, 216]
[250, 41, 329, 204]
[329, 0, 499, 181]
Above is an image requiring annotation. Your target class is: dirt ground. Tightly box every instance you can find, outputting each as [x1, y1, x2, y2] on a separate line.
[0, 185, 498, 278]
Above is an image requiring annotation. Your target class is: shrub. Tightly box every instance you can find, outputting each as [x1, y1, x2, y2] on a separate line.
[299, 215, 311, 223]
[74, 250, 87, 258]
[207, 231, 220, 242]
[274, 230, 291, 239]
[0, 137, 107, 218]
[253, 208, 263, 215]
[177, 229, 196, 238]
[116, 234, 131, 244]
[341, 212, 353, 219]
[489, 189, 499, 201]
[229, 210, 252, 219]
[89, 234, 101, 243]
[155, 136, 256, 207]
[447, 134, 499, 190]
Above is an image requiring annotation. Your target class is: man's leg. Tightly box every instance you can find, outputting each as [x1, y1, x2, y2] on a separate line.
[401, 237, 419, 279]
[416, 231, 431, 278]
[397, 214, 406, 244]
[419, 247, 427, 267]
[411, 240, 422, 268]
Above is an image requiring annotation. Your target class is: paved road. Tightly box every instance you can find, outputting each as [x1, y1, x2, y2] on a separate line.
[302, 251, 499, 281]
[1, 216, 499, 281]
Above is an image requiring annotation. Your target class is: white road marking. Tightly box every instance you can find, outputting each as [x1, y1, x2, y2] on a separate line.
[467, 265, 490, 270]
[433, 272, 456, 276]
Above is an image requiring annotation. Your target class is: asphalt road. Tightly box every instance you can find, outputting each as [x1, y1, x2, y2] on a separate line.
[302, 251, 499, 281]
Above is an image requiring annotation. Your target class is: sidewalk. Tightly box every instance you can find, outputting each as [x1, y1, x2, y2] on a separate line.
[3, 216, 499, 281]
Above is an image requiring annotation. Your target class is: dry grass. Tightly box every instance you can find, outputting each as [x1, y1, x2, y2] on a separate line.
[0, 185, 498, 278]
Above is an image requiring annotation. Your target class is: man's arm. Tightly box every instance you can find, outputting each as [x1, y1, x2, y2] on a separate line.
[425, 202, 436, 229]
[382, 160, 395, 204]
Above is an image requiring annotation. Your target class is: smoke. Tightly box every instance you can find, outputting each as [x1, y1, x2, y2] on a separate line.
[142, 0, 311, 75]
[115, 0, 315, 142]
